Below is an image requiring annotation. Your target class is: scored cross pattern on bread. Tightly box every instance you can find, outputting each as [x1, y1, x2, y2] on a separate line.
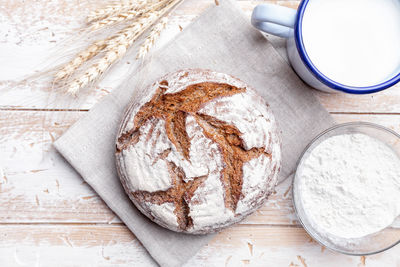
[116, 70, 281, 234]
[118, 81, 271, 231]
[132, 161, 208, 230]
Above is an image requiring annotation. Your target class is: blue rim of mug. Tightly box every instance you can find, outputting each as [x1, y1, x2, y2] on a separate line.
[294, 0, 400, 94]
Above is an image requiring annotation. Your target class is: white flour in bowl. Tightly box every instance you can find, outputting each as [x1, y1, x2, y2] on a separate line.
[297, 133, 400, 239]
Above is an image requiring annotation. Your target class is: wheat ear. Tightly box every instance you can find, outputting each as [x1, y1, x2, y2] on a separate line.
[54, 40, 107, 81]
[66, 0, 183, 95]
[90, 10, 140, 30]
[55, 1, 163, 83]
[66, 12, 160, 95]
[137, 17, 168, 59]
[87, 0, 149, 23]
[87, 0, 163, 23]
[89, 0, 168, 30]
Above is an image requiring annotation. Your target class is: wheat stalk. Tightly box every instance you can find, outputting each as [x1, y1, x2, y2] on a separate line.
[54, 40, 107, 81]
[89, 0, 167, 30]
[87, 0, 149, 23]
[61, 0, 183, 95]
[137, 17, 168, 59]
[55, 1, 165, 84]
[90, 10, 141, 30]
[66, 12, 161, 95]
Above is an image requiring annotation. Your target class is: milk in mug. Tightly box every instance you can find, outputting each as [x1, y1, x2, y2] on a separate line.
[251, 0, 400, 93]
[302, 0, 400, 87]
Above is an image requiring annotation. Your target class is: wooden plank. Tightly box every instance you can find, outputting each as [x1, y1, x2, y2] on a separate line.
[192, 226, 400, 266]
[315, 87, 400, 114]
[0, 225, 156, 266]
[0, 110, 118, 223]
[2, 0, 400, 112]
[0, 224, 398, 266]
[1, 110, 400, 226]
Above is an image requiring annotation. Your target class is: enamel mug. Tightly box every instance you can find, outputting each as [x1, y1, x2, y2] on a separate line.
[251, 2, 400, 94]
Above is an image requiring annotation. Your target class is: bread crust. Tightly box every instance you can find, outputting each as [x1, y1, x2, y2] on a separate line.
[116, 69, 282, 234]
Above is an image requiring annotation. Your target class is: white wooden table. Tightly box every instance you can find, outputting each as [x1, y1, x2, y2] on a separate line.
[0, 0, 399, 266]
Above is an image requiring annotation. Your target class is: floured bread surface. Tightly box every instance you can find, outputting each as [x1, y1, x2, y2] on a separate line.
[116, 69, 282, 234]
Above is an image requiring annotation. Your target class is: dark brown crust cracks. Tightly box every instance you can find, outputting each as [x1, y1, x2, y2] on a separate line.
[195, 113, 271, 211]
[131, 162, 207, 230]
[118, 81, 272, 231]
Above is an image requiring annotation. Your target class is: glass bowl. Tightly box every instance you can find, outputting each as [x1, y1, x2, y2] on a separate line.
[292, 122, 400, 255]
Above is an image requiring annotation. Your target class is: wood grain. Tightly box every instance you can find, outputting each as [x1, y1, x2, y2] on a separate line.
[0, 225, 155, 266]
[0, 224, 398, 266]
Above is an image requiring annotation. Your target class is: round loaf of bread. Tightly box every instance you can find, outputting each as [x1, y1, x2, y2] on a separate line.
[116, 69, 281, 234]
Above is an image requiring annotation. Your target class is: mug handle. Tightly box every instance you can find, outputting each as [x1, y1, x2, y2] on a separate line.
[251, 4, 297, 39]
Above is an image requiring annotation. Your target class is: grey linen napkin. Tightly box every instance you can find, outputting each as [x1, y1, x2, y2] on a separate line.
[54, 1, 334, 266]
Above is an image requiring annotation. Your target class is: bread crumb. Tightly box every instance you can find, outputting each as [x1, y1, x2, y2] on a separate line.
[283, 184, 292, 198]
[61, 235, 73, 247]
[31, 169, 47, 173]
[49, 132, 55, 142]
[247, 242, 253, 256]
[102, 246, 110, 260]
[297, 255, 307, 267]
[81, 195, 96, 200]
[359, 256, 366, 266]
[225, 255, 232, 267]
